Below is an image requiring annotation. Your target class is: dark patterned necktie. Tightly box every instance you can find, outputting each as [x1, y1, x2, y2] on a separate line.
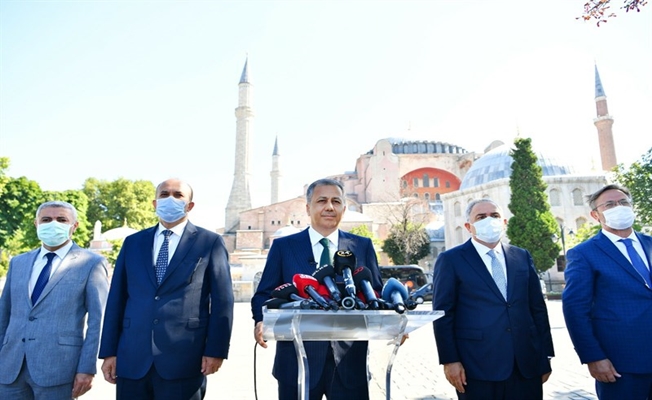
[32, 252, 56, 304]
[319, 238, 331, 267]
[620, 238, 652, 287]
[155, 230, 173, 284]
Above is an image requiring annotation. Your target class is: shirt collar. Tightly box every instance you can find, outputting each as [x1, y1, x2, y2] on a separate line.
[471, 239, 502, 257]
[308, 226, 339, 247]
[157, 220, 188, 237]
[602, 229, 639, 244]
[39, 240, 73, 260]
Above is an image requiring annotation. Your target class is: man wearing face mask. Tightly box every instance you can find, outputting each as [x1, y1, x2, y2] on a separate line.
[0, 201, 109, 399]
[432, 198, 554, 400]
[99, 178, 234, 399]
[563, 184, 652, 400]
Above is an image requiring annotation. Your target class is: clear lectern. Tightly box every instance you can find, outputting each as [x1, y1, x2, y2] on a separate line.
[262, 307, 444, 400]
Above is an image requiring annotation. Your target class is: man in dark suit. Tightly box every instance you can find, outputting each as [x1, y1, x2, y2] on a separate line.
[99, 178, 234, 399]
[563, 184, 652, 399]
[0, 200, 109, 399]
[251, 178, 382, 400]
[433, 198, 554, 400]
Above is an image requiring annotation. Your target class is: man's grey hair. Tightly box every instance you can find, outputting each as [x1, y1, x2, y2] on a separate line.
[465, 198, 503, 222]
[306, 179, 344, 203]
[35, 201, 78, 222]
[586, 183, 632, 210]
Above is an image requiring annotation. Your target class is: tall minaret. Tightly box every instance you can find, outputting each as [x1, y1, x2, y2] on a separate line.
[593, 64, 617, 171]
[270, 135, 281, 204]
[225, 58, 253, 232]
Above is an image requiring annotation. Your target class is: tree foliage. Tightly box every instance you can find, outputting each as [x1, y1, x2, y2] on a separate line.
[614, 147, 652, 227]
[0, 176, 43, 250]
[578, 0, 648, 26]
[382, 222, 431, 265]
[349, 224, 383, 261]
[83, 177, 157, 231]
[506, 138, 561, 274]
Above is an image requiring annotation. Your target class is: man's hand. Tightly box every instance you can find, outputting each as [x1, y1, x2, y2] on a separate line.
[254, 321, 267, 348]
[201, 356, 224, 376]
[443, 362, 467, 393]
[72, 373, 93, 397]
[588, 359, 621, 383]
[101, 357, 117, 384]
[542, 371, 552, 383]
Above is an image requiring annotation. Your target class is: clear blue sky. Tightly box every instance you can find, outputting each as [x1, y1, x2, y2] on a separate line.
[2, 0, 651, 230]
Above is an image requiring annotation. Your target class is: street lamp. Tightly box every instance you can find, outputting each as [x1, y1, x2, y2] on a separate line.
[552, 225, 575, 271]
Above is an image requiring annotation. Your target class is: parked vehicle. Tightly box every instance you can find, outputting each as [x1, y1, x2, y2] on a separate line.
[409, 282, 433, 304]
[379, 265, 428, 292]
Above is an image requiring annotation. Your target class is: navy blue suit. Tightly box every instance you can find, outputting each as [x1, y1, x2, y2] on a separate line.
[251, 229, 381, 396]
[99, 222, 234, 381]
[433, 240, 553, 395]
[563, 231, 652, 398]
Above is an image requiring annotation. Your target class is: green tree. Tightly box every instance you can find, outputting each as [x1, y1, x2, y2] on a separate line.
[614, 147, 652, 227]
[0, 176, 43, 250]
[382, 222, 431, 265]
[579, 0, 648, 26]
[0, 157, 10, 196]
[506, 138, 561, 274]
[83, 177, 157, 231]
[349, 224, 382, 261]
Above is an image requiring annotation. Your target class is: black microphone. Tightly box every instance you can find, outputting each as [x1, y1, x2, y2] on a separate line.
[381, 277, 409, 314]
[352, 266, 380, 310]
[312, 265, 342, 304]
[264, 298, 317, 310]
[293, 274, 336, 310]
[272, 283, 308, 302]
[334, 250, 365, 309]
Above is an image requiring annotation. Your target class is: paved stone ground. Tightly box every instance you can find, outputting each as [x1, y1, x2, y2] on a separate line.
[87, 300, 596, 399]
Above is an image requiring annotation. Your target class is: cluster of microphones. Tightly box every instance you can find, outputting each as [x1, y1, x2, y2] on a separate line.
[264, 250, 418, 314]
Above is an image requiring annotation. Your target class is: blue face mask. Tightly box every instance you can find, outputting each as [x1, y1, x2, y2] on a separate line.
[37, 221, 72, 247]
[156, 197, 187, 223]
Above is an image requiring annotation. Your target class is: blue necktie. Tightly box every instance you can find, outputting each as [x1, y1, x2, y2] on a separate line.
[155, 230, 173, 284]
[32, 252, 56, 305]
[487, 249, 507, 299]
[620, 238, 652, 287]
[319, 238, 331, 267]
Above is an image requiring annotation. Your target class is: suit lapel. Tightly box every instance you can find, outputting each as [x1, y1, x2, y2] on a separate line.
[35, 244, 81, 305]
[288, 229, 318, 273]
[161, 222, 198, 284]
[594, 232, 648, 286]
[460, 240, 505, 300]
[502, 243, 519, 300]
[337, 231, 358, 265]
[18, 249, 40, 308]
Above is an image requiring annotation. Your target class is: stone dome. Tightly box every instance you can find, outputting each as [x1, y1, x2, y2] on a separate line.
[460, 143, 575, 190]
[103, 226, 138, 241]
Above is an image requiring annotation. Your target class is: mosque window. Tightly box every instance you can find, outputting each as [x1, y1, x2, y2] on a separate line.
[413, 193, 419, 198]
[402, 180, 408, 188]
[434, 178, 440, 188]
[413, 178, 419, 187]
[445, 181, 451, 188]
[549, 189, 561, 206]
[435, 193, 441, 200]
[423, 174, 430, 187]
[271, 221, 275, 225]
[455, 226, 464, 244]
[572, 189, 583, 206]
[425, 193, 430, 200]
[454, 201, 461, 217]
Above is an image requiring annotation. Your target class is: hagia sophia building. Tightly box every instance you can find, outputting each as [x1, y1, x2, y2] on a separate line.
[218, 59, 613, 301]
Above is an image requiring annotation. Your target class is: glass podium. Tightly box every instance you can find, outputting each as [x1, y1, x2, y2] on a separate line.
[262, 307, 444, 400]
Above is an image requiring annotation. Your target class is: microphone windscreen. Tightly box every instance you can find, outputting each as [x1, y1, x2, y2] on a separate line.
[313, 265, 336, 282]
[292, 274, 320, 298]
[333, 250, 357, 275]
[264, 298, 290, 309]
[381, 277, 409, 302]
[272, 282, 302, 300]
[352, 266, 373, 285]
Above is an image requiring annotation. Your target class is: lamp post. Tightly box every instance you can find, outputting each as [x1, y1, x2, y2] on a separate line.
[552, 225, 574, 271]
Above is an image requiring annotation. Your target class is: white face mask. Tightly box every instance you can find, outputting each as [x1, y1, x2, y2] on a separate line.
[156, 197, 187, 223]
[37, 221, 72, 247]
[473, 217, 505, 243]
[602, 206, 636, 230]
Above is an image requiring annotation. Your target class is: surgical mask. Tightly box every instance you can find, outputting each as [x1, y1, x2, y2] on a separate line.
[37, 221, 72, 247]
[473, 217, 505, 243]
[156, 197, 187, 223]
[603, 206, 635, 230]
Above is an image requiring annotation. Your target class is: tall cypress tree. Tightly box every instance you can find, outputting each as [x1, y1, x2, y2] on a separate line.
[506, 137, 561, 274]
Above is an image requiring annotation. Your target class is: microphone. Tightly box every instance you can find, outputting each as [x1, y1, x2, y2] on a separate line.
[381, 277, 409, 314]
[292, 274, 337, 310]
[272, 283, 308, 302]
[352, 266, 380, 310]
[313, 265, 342, 304]
[334, 250, 365, 309]
[264, 298, 317, 310]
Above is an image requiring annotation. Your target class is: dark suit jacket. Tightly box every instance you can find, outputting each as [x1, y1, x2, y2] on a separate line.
[433, 240, 554, 381]
[563, 231, 652, 373]
[99, 222, 234, 380]
[251, 228, 382, 390]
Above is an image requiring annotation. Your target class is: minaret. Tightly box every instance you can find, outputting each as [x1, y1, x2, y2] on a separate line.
[593, 64, 617, 171]
[270, 135, 281, 204]
[225, 58, 253, 232]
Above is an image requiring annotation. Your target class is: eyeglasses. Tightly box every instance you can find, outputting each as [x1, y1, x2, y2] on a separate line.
[593, 199, 632, 211]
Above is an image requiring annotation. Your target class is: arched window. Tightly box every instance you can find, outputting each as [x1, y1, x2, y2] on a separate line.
[454, 201, 461, 217]
[423, 174, 430, 187]
[455, 226, 464, 244]
[572, 189, 584, 206]
[424, 193, 430, 200]
[549, 189, 561, 206]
